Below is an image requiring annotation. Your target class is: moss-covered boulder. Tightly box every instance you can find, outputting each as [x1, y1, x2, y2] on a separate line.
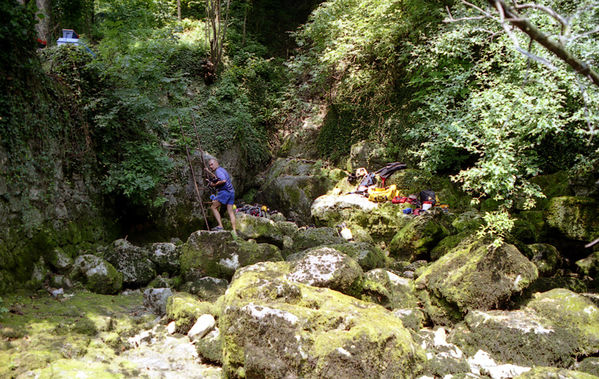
[286, 247, 364, 296]
[578, 357, 599, 377]
[449, 309, 576, 367]
[291, 227, 346, 251]
[311, 194, 410, 242]
[362, 269, 419, 310]
[512, 211, 546, 243]
[346, 140, 391, 172]
[47, 247, 74, 274]
[196, 328, 223, 364]
[528, 243, 562, 276]
[392, 308, 426, 331]
[577, 250, 599, 277]
[530, 171, 573, 210]
[236, 213, 297, 249]
[181, 276, 229, 302]
[104, 239, 156, 287]
[515, 367, 599, 378]
[70, 254, 123, 294]
[415, 287, 463, 326]
[525, 288, 599, 356]
[166, 292, 216, 334]
[322, 242, 387, 271]
[416, 237, 538, 313]
[180, 230, 283, 280]
[147, 242, 180, 275]
[389, 209, 452, 261]
[219, 261, 426, 378]
[256, 158, 344, 224]
[545, 196, 599, 241]
[416, 327, 471, 377]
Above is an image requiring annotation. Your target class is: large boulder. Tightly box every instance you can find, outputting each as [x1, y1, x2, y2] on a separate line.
[286, 247, 364, 295]
[416, 327, 471, 378]
[181, 276, 229, 302]
[70, 254, 123, 294]
[449, 309, 576, 367]
[256, 158, 344, 224]
[147, 242, 180, 275]
[104, 239, 156, 287]
[415, 237, 538, 313]
[291, 227, 345, 251]
[322, 242, 388, 271]
[525, 288, 599, 356]
[219, 261, 426, 378]
[515, 367, 599, 378]
[311, 195, 410, 241]
[46, 247, 74, 274]
[389, 208, 452, 261]
[362, 269, 419, 310]
[143, 287, 173, 316]
[528, 243, 562, 276]
[545, 196, 599, 241]
[235, 213, 297, 249]
[346, 140, 391, 172]
[180, 230, 283, 280]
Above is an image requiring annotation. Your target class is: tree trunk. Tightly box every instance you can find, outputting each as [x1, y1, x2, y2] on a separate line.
[36, 0, 51, 44]
[177, 0, 181, 20]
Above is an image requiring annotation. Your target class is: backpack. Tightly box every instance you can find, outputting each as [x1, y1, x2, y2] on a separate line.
[419, 189, 436, 206]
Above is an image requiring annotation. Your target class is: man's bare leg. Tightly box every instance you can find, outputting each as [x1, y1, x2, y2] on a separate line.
[211, 200, 223, 228]
[226, 204, 236, 233]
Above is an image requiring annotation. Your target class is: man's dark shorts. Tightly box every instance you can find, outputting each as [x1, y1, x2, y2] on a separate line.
[216, 190, 235, 205]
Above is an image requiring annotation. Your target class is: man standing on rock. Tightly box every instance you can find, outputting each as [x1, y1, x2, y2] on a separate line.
[207, 158, 236, 234]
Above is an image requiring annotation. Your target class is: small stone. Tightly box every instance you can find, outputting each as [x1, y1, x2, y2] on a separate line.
[167, 321, 177, 335]
[188, 314, 216, 342]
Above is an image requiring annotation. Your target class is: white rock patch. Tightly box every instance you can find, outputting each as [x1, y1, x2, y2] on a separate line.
[468, 350, 531, 379]
[242, 303, 299, 325]
[219, 254, 240, 270]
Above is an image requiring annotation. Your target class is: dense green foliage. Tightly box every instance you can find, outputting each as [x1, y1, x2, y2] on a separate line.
[287, 0, 599, 233]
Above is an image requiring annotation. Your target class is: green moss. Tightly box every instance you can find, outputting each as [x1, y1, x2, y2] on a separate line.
[545, 196, 599, 241]
[0, 290, 144, 377]
[220, 261, 426, 377]
[526, 289, 599, 355]
[516, 367, 599, 379]
[417, 237, 538, 313]
[166, 292, 215, 333]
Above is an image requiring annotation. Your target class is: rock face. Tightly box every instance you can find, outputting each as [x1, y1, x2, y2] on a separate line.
[525, 289, 599, 356]
[143, 288, 173, 316]
[362, 269, 419, 310]
[219, 261, 426, 378]
[236, 213, 298, 249]
[286, 247, 363, 295]
[449, 309, 576, 367]
[70, 254, 123, 294]
[416, 237, 538, 313]
[291, 227, 346, 251]
[311, 194, 409, 241]
[147, 242, 180, 275]
[104, 239, 156, 287]
[545, 196, 599, 241]
[389, 209, 452, 261]
[256, 158, 344, 224]
[179, 230, 283, 280]
[322, 242, 387, 271]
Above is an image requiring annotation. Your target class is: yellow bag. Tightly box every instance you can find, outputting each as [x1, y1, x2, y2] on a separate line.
[368, 185, 397, 202]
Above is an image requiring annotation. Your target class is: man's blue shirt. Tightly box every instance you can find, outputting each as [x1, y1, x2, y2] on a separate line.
[215, 167, 234, 193]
